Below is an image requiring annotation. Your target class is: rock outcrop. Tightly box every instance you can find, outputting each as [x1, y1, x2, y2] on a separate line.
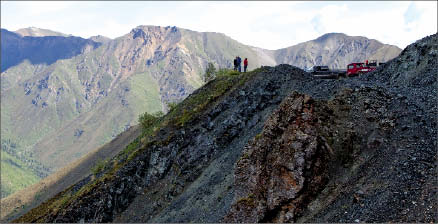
[225, 92, 332, 222]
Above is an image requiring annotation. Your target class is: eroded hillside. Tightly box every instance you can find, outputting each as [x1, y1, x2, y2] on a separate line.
[14, 33, 436, 223]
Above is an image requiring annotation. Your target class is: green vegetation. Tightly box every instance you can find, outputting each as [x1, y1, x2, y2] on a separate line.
[167, 102, 178, 112]
[138, 111, 164, 130]
[128, 71, 162, 117]
[165, 68, 260, 129]
[91, 159, 107, 175]
[204, 62, 216, 83]
[1, 151, 41, 198]
[216, 68, 240, 77]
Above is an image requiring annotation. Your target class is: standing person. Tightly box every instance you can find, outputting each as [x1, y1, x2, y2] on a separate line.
[233, 57, 238, 71]
[244, 58, 248, 72]
[237, 56, 242, 72]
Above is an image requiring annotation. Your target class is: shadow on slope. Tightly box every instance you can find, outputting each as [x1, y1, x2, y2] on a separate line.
[1, 29, 101, 72]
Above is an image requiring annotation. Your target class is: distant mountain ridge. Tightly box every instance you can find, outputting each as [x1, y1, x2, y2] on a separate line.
[14, 27, 71, 37]
[273, 32, 402, 69]
[0, 25, 402, 199]
[1, 28, 101, 72]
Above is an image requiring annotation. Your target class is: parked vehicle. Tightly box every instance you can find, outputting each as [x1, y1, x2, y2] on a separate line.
[346, 62, 376, 77]
[305, 60, 385, 78]
[307, 65, 345, 79]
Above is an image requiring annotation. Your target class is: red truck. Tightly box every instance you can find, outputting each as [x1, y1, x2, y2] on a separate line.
[346, 62, 376, 77]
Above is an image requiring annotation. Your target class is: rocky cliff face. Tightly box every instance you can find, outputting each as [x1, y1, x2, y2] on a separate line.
[14, 33, 436, 223]
[225, 92, 333, 222]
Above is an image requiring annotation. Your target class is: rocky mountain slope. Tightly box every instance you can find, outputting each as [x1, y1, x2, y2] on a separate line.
[0, 26, 401, 199]
[13, 33, 436, 223]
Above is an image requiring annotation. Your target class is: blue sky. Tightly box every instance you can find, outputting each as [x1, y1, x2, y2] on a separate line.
[1, 1, 436, 50]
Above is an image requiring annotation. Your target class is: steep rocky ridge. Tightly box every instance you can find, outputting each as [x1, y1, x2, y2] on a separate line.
[14, 33, 436, 222]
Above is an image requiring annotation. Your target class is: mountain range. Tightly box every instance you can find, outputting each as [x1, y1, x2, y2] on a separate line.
[7, 32, 437, 223]
[0, 26, 401, 199]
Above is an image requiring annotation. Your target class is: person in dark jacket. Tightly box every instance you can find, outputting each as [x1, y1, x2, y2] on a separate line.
[233, 57, 238, 71]
[244, 58, 248, 72]
[237, 56, 242, 72]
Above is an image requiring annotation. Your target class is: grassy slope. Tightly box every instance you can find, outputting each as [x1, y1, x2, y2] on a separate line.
[1, 151, 40, 198]
[0, 56, 89, 197]
[127, 71, 162, 118]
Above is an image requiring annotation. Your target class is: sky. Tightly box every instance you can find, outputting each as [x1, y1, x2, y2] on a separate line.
[1, 1, 437, 50]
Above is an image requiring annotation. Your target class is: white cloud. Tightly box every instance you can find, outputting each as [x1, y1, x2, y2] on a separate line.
[1, 1, 436, 50]
[9, 1, 78, 17]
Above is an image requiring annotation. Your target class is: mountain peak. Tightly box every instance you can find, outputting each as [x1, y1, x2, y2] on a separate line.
[314, 32, 348, 42]
[131, 25, 179, 33]
[88, 35, 111, 44]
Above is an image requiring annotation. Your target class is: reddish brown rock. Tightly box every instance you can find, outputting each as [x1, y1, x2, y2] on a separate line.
[225, 92, 331, 223]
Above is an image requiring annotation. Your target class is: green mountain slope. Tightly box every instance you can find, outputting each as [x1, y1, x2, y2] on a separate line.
[1, 151, 40, 198]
